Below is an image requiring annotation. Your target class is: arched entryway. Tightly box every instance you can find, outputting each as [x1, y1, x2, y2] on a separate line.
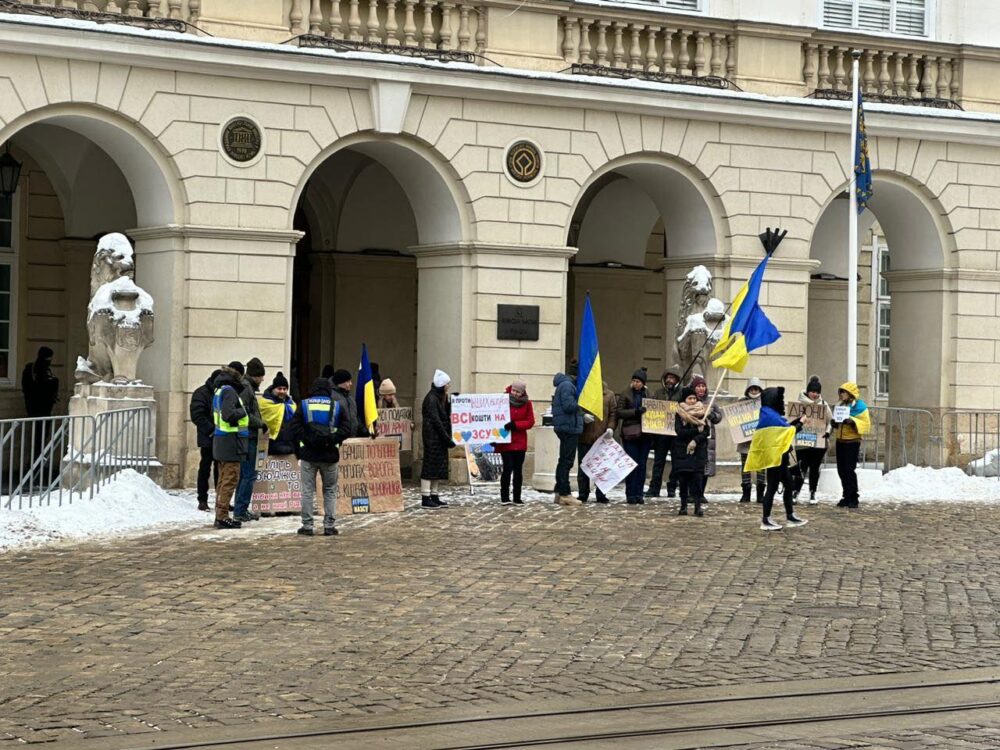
[808, 172, 953, 408]
[565, 156, 724, 390]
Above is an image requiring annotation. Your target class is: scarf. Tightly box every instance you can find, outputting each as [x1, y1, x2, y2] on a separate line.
[676, 400, 706, 427]
[509, 391, 529, 409]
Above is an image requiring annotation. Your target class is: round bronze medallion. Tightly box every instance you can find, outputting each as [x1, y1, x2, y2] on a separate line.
[505, 141, 542, 183]
[221, 118, 263, 163]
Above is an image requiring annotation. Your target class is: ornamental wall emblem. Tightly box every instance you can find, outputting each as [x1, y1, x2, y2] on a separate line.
[505, 140, 543, 184]
[221, 118, 263, 163]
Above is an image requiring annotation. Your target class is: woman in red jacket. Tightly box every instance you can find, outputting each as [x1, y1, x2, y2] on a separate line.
[496, 380, 535, 505]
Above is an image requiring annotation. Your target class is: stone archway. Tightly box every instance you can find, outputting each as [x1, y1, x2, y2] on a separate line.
[808, 172, 954, 408]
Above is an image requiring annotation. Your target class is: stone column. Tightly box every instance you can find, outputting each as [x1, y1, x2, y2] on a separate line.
[129, 225, 302, 488]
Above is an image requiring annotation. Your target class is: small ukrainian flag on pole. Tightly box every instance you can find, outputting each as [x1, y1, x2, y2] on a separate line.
[576, 293, 603, 417]
[356, 343, 379, 434]
[712, 253, 781, 373]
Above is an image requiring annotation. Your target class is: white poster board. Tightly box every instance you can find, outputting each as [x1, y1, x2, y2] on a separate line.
[580, 431, 637, 495]
[450, 393, 511, 446]
[833, 405, 851, 423]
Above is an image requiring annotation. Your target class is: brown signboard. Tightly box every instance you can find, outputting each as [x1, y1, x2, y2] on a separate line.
[335, 438, 404, 515]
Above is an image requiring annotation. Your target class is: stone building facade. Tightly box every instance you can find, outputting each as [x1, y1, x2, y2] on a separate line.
[1, 1, 1000, 484]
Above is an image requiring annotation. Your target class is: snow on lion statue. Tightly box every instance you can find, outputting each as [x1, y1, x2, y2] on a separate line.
[74, 233, 154, 385]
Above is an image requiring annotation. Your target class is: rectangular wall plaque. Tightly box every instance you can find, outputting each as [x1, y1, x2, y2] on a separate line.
[497, 304, 540, 341]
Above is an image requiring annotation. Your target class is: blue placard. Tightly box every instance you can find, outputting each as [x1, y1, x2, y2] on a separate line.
[351, 496, 370, 514]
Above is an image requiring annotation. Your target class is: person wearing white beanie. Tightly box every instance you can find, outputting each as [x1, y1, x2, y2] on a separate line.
[420, 369, 454, 508]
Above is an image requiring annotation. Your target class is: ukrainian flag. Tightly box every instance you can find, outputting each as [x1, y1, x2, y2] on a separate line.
[712, 255, 781, 373]
[356, 343, 379, 434]
[577, 294, 603, 417]
[744, 406, 796, 473]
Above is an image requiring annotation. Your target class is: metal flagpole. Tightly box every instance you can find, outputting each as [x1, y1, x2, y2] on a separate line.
[847, 49, 861, 384]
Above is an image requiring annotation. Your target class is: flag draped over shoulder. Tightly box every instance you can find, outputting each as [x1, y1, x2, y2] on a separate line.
[855, 88, 873, 214]
[577, 294, 603, 417]
[744, 406, 796, 473]
[356, 343, 378, 433]
[711, 255, 781, 373]
[258, 397, 286, 439]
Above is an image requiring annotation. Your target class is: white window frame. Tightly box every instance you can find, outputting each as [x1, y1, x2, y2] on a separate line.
[592, 0, 705, 15]
[818, 0, 935, 40]
[0, 185, 20, 386]
[871, 233, 890, 400]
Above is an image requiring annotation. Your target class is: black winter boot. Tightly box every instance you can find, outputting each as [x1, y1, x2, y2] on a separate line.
[500, 485, 511, 504]
[694, 498, 704, 517]
[431, 494, 448, 507]
[740, 485, 751, 503]
[756, 484, 765, 504]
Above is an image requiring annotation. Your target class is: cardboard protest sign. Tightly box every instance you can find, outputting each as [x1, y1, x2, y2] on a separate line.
[450, 393, 511, 446]
[721, 399, 760, 445]
[251, 453, 303, 514]
[788, 401, 832, 450]
[335, 438, 404, 515]
[465, 444, 504, 493]
[378, 406, 413, 451]
[642, 398, 677, 436]
[580, 431, 637, 495]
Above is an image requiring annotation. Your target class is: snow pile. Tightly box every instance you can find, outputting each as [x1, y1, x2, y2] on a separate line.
[686, 265, 712, 292]
[0, 470, 203, 552]
[88, 275, 154, 328]
[97, 232, 135, 269]
[865, 464, 1000, 504]
[967, 449, 1000, 477]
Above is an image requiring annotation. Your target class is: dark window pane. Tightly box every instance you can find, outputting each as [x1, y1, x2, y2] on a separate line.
[0, 222, 10, 249]
[0, 195, 11, 221]
[0, 293, 8, 321]
[0, 264, 10, 290]
[0, 351, 9, 379]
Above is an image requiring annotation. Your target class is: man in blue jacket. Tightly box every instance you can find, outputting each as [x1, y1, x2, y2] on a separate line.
[551, 372, 583, 506]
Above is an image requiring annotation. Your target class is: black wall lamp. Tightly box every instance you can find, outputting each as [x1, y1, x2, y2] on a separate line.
[0, 142, 23, 199]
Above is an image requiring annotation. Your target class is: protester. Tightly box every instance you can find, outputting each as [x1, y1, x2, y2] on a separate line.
[551, 371, 583, 506]
[645, 364, 682, 499]
[211, 364, 248, 529]
[833, 381, 871, 509]
[736, 377, 765, 504]
[618, 368, 651, 505]
[793, 375, 832, 504]
[189, 368, 221, 512]
[290, 377, 351, 536]
[578, 381, 617, 503]
[420, 369, 453, 509]
[672, 386, 708, 516]
[21, 346, 59, 417]
[750, 387, 808, 531]
[233, 358, 267, 523]
[690, 374, 722, 494]
[261, 372, 297, 456]
[377, 378, 400, 408]
[495, 379, 535, 505]
[331, 369, 360, 438]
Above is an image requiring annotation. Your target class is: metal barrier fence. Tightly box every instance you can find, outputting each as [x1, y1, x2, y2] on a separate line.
[0, 407, 154, 510]
[940, 410, 1000, 476]
[860, 406, 939, 472]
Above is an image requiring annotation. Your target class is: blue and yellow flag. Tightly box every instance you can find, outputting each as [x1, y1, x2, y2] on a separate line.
[855, 88, 873, 214]
[577, 294, 603, 417]
[356, 343, 378, 434]
[712, 255, 781, 373]
[744, 406, 796, 473]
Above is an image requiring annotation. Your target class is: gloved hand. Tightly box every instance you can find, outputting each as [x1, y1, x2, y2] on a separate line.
[638, 406, 647, 415]
[604, 428, 614, 438]
[583, 414, 595, 424]
[503, 421, 514, 431]
[448, 440, 457, 449]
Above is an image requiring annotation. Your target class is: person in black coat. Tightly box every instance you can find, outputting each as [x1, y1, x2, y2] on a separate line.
[262, 372, 297, 456]
[420, 369, 454, 509]
[189, 368, 221, 511]
[672, 387, 710, 517]
[21, 346, 59, 417]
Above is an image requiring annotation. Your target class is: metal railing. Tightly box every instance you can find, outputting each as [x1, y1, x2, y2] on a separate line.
[1, 407, 154, 510]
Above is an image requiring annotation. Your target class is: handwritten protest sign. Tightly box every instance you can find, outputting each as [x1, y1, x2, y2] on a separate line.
[335, 438, 404, 515]
[642, 398, 678, 436]
[580, 431, 637, 495]
[721, 399, 760, 445]
[450, 393, 511, 446]
[833, 405, 851, 423]
[378, 406, 413, 451]
[788, 401, 832, 449]
[251, 454, 303, 514]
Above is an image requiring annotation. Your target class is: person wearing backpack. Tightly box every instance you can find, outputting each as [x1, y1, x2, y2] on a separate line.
[290, 377, 352, 536]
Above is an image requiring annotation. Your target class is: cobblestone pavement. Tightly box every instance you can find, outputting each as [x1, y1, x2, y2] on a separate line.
[2, 488, 1000, 745]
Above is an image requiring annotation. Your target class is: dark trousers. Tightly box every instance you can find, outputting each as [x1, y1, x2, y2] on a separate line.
[623, 437, 652, 500]
[646, 436, 676, 495]
[234, 437, 259, 516]
[739, 451, 765, 491]
[794, 447, 825, 496]
[500, 450, 525, 502]
[555, 432, 579, 496]
[676, 470, 704, 508]
[577, 441, 607, 502]
[836, 440, 861, 505]
[763, 455, 795, 521]
[197, 445, 219, 503]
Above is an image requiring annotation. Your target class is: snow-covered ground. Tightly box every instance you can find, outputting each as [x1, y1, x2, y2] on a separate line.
[3, 464, 1000, 552]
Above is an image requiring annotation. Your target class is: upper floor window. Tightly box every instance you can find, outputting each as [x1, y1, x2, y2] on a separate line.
[633, 0, 701, 10]
[823, 0, 928, 37]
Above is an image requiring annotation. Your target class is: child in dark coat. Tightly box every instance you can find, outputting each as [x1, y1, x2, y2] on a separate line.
[671, 387, 709, 517]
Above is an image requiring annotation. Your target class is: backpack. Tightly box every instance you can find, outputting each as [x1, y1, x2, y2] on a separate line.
[302, 397, 340, 450]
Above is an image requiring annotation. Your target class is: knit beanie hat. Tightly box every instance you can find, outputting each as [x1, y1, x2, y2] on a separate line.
[511, 379, 527, 394]
[806, 375, 822, 394]
[227, 360, 245, 376]
[246, 358, 265, 378]
[271, 371, 289, 389]
[378, 378, 397, 396]
[680, 386, 697, 401]
[332, 369, 352, 385]
[690, 373, 707, 390]
[632, 367, 648, 384]
[433, 369, 451, 388]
